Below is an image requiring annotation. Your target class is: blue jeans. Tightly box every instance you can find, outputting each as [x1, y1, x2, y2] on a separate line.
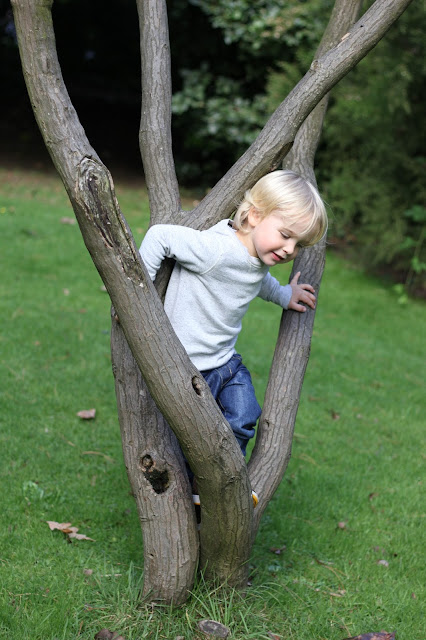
[201, 353, 261, 456]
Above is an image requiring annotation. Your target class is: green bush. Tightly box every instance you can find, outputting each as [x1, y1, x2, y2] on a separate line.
[266, 2, 426, 294]
[169, 0, 329, 183]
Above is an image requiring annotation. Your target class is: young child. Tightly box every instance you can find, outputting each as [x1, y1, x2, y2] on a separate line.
[140, 170, 327, 485]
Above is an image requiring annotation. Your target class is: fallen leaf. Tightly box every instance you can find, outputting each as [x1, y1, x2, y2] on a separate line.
[46, 521, 95, 542]
[63, 288, 70, 296]
[77, 409, 96, 420]
[337, 521, 347, 529]
[331, 410, 340, 420]
[198, 619, 230, 638]
[69, 531, 95, 541]
[342, 633, 395, 640]
[77, 408, 96, 420]
[60, 526, 78, 534]
[377, 559, 389, 567]
[83, 568, 93, 576]
[60, 216, 76, 225]
[94, 631, 113, 640]
[46, 521, 72, 531]
[267, 633, 281, 640]
[269, 545, 286, 554]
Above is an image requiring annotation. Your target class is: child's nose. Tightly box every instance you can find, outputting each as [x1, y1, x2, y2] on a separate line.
[284, 238, 297, 254]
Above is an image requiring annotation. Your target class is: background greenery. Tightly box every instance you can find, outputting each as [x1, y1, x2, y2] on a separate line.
[0, 168, 424, 639]
[0, 0, 425, 292]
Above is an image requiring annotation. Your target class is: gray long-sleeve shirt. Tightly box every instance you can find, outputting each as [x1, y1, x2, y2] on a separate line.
[140, 219, 292, 371]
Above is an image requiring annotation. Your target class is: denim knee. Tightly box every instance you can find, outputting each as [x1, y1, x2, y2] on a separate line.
[201, 354, 261, 455]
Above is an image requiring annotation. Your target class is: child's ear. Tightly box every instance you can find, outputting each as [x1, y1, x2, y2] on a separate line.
[247, 207, 262, 227]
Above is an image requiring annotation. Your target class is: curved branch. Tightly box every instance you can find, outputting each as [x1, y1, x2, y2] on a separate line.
[284, 0, 363, 178]
[185, 0, 413, 230]
[137, 0, 181, 222]
[248, 0, 363, 532]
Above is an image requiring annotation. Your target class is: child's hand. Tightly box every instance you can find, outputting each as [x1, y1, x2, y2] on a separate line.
[288, 271, 316, 312]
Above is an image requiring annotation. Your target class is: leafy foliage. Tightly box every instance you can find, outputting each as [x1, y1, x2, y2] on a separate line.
[169, 0, 331, 182]
[189, 0, 329, 52]
[320, 3, 425, 292]
[267, 2, 426, 293]
[172, 66, 268, 181]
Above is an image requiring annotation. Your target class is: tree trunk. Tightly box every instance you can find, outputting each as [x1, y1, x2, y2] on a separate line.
[11, 0, 413, 604]
[249, 0, 364, 533]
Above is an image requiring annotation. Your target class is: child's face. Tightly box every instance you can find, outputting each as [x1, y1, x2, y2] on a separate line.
[241, 210, 309, 266]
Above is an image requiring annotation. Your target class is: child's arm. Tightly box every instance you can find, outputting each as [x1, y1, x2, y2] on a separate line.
[140, 224, 220, 280]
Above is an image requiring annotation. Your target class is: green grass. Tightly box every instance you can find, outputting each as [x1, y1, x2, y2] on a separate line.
[0, 167, 424, 640]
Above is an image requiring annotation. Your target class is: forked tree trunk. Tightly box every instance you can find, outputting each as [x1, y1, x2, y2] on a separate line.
[11, 0, 413, 605]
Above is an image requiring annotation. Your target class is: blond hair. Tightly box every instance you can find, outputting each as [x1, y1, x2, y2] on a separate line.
[233, 170, 327, 247]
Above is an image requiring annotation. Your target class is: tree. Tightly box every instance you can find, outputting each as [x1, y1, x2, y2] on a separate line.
[11, 0, 412, 605]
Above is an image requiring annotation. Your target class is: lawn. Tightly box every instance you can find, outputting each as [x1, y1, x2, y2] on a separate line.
[0, 166, 424, 640]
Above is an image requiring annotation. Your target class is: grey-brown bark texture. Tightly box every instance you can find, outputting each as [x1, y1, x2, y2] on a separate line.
[11, 0, 413, 605]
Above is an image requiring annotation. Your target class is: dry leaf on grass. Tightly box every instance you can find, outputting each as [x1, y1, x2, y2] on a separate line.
[343, 633, 395, 640]
[377, 559, 389, 567]
[46, 520, 95, 541]
[94, 631, 126, 640]
[76, 408, 96, 419]
[269, 545, 286, 554]
[47, 521, 71, 531]
[198, 619, 230, 638]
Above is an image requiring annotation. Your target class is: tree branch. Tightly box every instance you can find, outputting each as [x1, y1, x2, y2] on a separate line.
[248, 0, 363, 532]
[111, 312, 199, 604]
[137, 0, 181, 222]
[283, 0, 363, 179]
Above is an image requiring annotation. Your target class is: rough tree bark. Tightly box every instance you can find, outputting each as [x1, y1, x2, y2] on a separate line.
[249, 0, 364, 533]
[11, 0, 413, 605]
